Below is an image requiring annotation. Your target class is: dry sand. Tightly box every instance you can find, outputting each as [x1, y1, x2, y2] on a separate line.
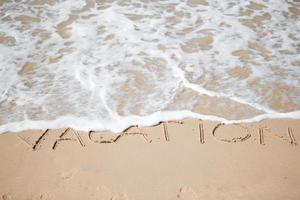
[0, 119, 300, 199]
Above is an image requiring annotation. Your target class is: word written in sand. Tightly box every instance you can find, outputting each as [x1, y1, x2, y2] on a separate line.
[16, 121, 298, 151]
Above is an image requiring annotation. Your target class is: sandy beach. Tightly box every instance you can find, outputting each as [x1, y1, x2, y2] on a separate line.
[1, 119, 299, 199]
[1, 0, 300, 199]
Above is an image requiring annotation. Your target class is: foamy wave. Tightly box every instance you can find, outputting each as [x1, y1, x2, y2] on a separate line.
[1, 110, 300, 134]
[0, 0, 299, 133]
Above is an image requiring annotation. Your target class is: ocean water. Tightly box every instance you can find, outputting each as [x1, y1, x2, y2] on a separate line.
[0, 0, 299, 133]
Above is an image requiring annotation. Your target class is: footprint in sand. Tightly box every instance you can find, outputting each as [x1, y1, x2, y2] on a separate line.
[37, 193, 50, 200]
[2, 194, 11, 200]
[177, 187, 198, 200]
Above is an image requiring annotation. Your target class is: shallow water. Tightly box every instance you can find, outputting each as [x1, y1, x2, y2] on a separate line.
[0, 0, 299, 132]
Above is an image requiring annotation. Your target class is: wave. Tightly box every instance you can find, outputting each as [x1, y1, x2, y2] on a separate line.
[0, 0, 299, 133]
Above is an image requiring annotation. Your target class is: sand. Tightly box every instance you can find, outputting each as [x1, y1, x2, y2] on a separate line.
[0, 118, 300, 199]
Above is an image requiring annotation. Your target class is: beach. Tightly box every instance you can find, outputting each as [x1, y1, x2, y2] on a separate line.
[1, 119, 300, 199]
[1, 0, 300, 199]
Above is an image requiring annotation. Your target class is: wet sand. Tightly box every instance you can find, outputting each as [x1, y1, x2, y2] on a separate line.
[1, 0, 300, 128]
[0, 119, 299, 199]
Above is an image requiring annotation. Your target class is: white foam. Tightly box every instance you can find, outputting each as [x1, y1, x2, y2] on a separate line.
[1, 110, 300, 134]
[0, 0, 299, 133]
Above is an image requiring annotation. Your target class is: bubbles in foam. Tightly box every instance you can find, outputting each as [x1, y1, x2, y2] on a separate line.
[0, 0, 299, 133]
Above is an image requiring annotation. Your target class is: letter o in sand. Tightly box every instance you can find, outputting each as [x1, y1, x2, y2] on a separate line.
[212, 123, 251, 143]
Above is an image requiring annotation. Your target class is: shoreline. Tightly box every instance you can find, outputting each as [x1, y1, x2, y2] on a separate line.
[1, 118, 300, 199]
[1, 110, 300, 134]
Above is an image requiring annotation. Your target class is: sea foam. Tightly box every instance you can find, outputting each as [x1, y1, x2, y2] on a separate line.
[0, 0, 299, 133]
